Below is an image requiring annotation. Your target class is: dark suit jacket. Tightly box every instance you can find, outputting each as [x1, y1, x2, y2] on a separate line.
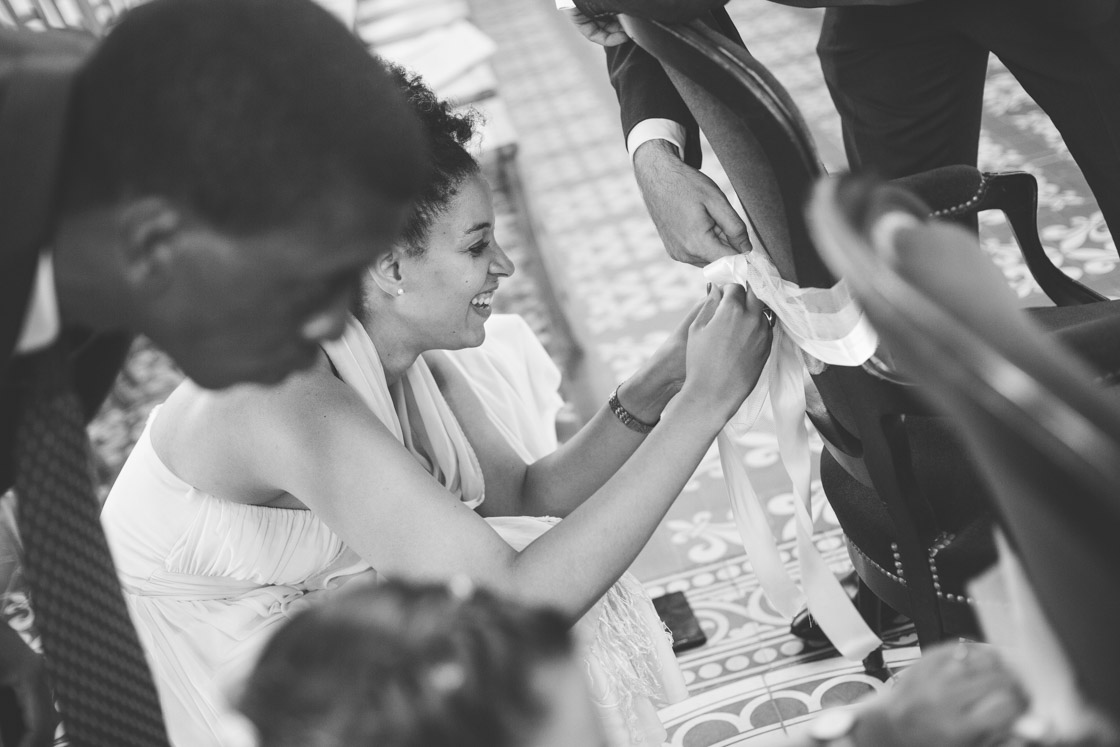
[606, 0, 1119, 167]
[0, 28, 131, 493]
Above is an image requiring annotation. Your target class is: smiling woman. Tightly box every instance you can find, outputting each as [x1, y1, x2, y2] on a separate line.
[99, 68, 774, 747]
[365, 172, 513, 355]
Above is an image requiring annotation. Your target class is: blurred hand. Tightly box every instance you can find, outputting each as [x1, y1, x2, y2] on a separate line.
[633, 139, 752, 266]
[683, 284, 771, 418]
[855, 643, 1028, 747]
[0, 625, 56, 747]
[563, 8, 629, 46]
[573, 0, 729, 23]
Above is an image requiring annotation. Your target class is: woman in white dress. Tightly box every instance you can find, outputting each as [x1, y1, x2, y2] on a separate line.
[101, 70, 772, 747]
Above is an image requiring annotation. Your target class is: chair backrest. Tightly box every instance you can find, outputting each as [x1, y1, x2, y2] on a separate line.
[809, 174, 1120, 721]
[620, 14, 932, 501]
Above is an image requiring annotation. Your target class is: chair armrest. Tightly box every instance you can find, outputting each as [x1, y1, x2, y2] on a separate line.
[978, 172, 1106, 306]
[892, 167, 1106, 307]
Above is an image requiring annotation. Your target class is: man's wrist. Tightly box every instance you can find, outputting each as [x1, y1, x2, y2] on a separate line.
[633, 137, 683, 169]
[627, 118, 687, 163]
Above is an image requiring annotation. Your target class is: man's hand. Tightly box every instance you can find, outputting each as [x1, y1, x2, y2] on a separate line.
[563, 8, 629, 46]
[633, 139, 752, 266]
[573, 0, 729, 24]
[0, 625, 56, 747]
[853, 643, 1027, 747]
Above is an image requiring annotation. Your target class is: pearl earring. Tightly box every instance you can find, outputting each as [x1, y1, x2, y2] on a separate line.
[397, 288, 404, 296]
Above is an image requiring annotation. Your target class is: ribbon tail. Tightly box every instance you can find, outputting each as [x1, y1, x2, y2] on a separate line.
[718, 430, 803, 618]
[771, 334, 882, 661]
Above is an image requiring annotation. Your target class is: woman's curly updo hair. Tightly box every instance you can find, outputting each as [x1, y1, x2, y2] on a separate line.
[238, 581, 573, 747]
[388, 65, 481, 256]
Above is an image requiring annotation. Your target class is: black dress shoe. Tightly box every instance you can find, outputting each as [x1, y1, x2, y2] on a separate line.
[789, 571, 885, 644]
[572, 0, 728, 22]
[790, 606, 830, 644]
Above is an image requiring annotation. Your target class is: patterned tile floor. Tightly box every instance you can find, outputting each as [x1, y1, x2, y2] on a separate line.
[463, 1, 1117, 744]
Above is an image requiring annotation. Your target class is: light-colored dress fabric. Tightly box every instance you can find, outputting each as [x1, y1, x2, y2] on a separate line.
[101, 428, 373, 747]
[102, 314, 684, 747]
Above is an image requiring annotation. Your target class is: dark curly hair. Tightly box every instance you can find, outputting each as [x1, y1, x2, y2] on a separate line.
[387, 65, 481, 255]
[238, 581, 573, 747]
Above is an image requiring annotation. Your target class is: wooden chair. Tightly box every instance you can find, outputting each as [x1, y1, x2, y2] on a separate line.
[620, 14, 1119, 652]
[809, 172, 1120, 723]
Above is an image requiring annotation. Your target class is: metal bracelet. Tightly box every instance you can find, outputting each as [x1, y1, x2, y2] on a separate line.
[608, 384, 658, 434]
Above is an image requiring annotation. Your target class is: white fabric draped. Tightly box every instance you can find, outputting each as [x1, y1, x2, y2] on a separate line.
[704, 251, 882, 661]
[322, 316, 487, 510]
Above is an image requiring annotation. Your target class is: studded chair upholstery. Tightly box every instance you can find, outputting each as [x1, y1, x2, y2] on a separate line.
[809, 173, 1120, 722]
[619, 14, 1120, 650]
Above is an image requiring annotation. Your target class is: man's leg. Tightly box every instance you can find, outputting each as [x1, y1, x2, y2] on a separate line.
[965, 0, 1120, 237]
[817, 3, 989, 179]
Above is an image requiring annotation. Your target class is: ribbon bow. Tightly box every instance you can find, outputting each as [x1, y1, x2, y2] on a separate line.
[704, 251, 882, 661]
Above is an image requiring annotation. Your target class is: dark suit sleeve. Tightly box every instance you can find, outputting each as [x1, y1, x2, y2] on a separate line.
[603, 7, 744, 169]
[605, 41, 702, 167]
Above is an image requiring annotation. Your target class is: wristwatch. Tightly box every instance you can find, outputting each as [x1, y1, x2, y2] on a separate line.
[808, 707, 860, 747]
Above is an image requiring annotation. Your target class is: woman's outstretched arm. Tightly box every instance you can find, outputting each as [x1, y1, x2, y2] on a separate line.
[430, 301, 706, 520]
[169, 286, 769, 621]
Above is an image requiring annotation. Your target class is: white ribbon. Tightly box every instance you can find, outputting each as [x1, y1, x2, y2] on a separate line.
[704, 251, 882, 660]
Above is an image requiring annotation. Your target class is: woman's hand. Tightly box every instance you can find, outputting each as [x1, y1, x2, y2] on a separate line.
[681, 284, 771, 419]
[616, 300, 705, 424]
[853, 643, 1028, 747]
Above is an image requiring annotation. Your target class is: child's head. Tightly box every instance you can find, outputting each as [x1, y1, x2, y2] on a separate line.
[238, 580, 608, 747]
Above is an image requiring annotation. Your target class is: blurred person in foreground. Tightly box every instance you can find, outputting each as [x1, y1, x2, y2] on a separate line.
[100, 68, 773, 746]
[0, 0, 426, 742]
[232, 580, 610, 747]
[230, 580, 1033, 747]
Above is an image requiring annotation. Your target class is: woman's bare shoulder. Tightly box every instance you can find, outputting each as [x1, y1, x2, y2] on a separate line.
[151, 352, 354, 485]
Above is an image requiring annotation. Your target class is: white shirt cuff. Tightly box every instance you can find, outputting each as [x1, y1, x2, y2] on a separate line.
[555, 0, 576, 9]
[15, 252, 60, 355]
[626, 119, 687, 163]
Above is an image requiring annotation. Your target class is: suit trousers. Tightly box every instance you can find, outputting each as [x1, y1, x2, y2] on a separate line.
[817, 0, 1120, 235]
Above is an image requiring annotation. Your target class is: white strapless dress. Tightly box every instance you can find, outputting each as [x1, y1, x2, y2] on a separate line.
[101, 315, 686, 747]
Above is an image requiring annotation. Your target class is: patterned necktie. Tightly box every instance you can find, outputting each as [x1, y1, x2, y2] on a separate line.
[13, 342, 170, 747]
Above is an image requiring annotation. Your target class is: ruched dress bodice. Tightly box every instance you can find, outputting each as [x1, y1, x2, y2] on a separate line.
[102, 409, 372, 747]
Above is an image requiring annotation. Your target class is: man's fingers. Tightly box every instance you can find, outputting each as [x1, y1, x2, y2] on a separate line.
[563, 8, 630, 46]
[706, 194, 753, 254]
[679, 234, 736, 267]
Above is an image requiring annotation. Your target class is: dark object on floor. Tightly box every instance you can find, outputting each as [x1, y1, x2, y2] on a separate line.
[789, 571, 904, 645]
[653, 591, 707, 653]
